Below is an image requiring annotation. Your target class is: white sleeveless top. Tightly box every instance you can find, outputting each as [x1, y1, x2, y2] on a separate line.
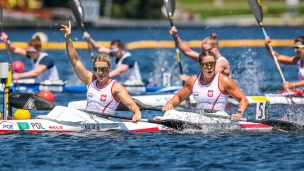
[217, 56, 231, 77]
[116, 52, 142, 82]
[31, 52, 59, 81]
[86, 79, 119, 114]
[296, 58, 304, 80]
[192, 72, 229, 110]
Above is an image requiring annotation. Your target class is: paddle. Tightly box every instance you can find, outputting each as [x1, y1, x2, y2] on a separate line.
[8, 93, 200, 130]
[196, 112, 304, 132]
[81, 110, 202, 131]
[0, 3, 19, 91]
[0, 4, 12, 65]
[68, 0, 95, 61]
[163, 0, 190, 108]
[8, 92, 140, 112]
[247, 0, 293, 103]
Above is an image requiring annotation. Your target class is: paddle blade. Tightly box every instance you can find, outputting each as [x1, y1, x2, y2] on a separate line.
[247, 0, 263, 24]
[132, 98, 162, 111]
[159, 119, 202, 131]
[68, 0, 85, 29]
[116, 101, 130, 111]
[250, 119, 304, 132]
[9, 93, 55, 110]
[163, 0, 175, 17]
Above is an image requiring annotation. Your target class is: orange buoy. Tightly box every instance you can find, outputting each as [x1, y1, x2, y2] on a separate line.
[14, 109, 31, 120]
[38, 90, 54, 102]
[12, 61, 24, 72]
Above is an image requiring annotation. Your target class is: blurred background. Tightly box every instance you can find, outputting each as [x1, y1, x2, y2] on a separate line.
[0, 0, 303, 27]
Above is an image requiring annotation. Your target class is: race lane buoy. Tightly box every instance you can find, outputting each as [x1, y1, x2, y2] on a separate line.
[38, 90, 54, 102]
[14, 109, 31, 120]
[12, 61, 24, 72]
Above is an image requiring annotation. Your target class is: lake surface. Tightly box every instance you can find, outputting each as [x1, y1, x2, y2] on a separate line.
[0, 26, 304, 170]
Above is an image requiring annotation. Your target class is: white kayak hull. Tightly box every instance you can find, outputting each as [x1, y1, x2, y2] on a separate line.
[0, 117, 272, 134]
[0, 109, 272, 134]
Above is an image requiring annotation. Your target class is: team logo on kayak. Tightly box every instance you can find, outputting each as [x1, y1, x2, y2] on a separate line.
[23, 97, 36, 110]
[100, 94, 107, 102]
[207, 90, 213, 97]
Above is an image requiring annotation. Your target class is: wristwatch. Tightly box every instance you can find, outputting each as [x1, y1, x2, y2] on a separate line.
[237, 111, 243, 115]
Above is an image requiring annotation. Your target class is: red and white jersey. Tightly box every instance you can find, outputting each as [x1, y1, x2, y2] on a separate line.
[86, 79, 119, 114]
[192, 72, 228, 110]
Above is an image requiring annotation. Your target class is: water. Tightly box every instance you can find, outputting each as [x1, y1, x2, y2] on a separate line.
[1, 26, 304, 170]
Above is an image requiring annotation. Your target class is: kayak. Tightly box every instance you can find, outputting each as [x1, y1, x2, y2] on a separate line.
[0, 79, 182, 94]
[0, 106, 273, 134]
[4, 93, 303, 134]
[120, 110, 273, 133]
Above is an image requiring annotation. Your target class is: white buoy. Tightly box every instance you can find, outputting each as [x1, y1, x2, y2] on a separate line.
[32, 32, 48, 43]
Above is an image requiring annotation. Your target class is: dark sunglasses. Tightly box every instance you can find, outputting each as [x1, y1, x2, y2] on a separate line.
[200, 61, 216, 68]
[293, 45, 304, 50]
[93, 67, 109, 72]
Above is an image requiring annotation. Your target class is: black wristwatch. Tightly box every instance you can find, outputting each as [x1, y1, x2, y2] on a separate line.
[237, 111, 243, 115]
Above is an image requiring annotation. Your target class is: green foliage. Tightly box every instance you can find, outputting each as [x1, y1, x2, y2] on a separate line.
[175, 0, 304, 18]
[99, 0, 164, 19]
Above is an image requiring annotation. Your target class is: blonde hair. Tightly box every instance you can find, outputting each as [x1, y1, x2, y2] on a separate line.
[93, 54, 112, 69]
[202, 33, 219, 48]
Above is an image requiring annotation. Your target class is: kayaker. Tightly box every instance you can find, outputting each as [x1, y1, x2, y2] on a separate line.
[265, 36, 304, 93]
[1, 33, 59, 81]
[169, 26, 231, 81]
[162, 51, 248, 121]
[82, 31, 145, 86]
[60, 21, 142, 122]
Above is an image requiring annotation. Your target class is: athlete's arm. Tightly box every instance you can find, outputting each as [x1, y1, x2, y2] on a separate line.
[221, 75, 248, 115]
[265, 36, 299, 65]
[162, 75, 195, 112]
[215, 60, 230, 76]
[113, 82, 141, 122]
[170, 26, 200, 62]
[61, 21, 93, 85]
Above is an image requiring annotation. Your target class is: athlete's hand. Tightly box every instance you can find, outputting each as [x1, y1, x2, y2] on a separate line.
[132, 112, 142, 123]
[180, 74, 190, 82]
[1, 32, 8, 43]
[60, 21, 71, 38]
[162, 101, 174, 112]
[82, 31, 90, 40]
[231, 113, 242, 121]
[13, 72, 21, 80]
[283, 82, 294, 89]
[170, 26, 178, 35]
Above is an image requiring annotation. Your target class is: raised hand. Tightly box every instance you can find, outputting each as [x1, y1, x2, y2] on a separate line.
[1, 32, 8, 42]
[170, 26, 178, 35]
[82, 31, 90, 40]
[60, 21, 71, 38]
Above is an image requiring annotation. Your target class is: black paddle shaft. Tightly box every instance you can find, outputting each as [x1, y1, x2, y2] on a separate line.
[68, 0, 94, 60]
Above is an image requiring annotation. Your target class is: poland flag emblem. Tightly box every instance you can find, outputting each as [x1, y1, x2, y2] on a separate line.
[207, 90, 213, 97]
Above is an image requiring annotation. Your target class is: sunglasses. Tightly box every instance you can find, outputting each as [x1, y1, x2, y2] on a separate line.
[200, 61, 216, 68]
[293, 45, 304, 50]
[93, 67, 109, 72]
[26, 49, 37, 54]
